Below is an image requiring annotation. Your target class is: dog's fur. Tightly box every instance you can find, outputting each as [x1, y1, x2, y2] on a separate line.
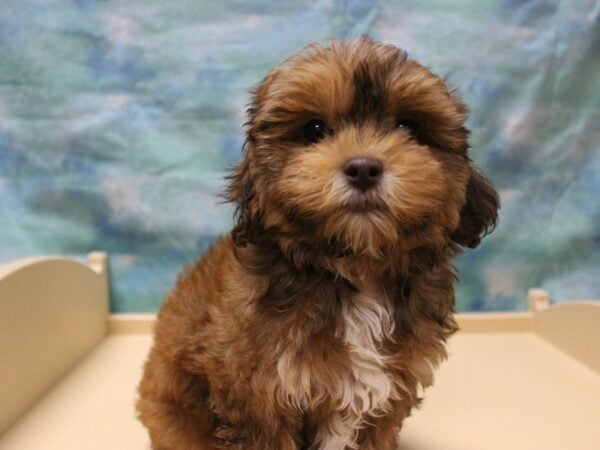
[137, 37, 499, 450]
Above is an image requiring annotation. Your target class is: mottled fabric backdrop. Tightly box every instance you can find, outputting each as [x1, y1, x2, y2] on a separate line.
[1, 0, 598, 312]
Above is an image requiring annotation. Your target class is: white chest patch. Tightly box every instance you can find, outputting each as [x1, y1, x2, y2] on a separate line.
[275, 289, 401, 450]
[317, 290, 399, 450]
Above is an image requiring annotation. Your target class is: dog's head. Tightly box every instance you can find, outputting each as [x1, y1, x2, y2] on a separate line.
[227, 37, 498, 262]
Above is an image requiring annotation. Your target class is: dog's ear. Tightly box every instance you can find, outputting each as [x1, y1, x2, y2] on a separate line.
[451, 168, 499, 248]
[225, 150, 261, 247]
[225, 75, 273, 247]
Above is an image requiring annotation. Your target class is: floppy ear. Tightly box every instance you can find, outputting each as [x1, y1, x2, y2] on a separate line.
[225, 149, 261, 247]
[224, 74, 273, 247]
[451, 168, 500, 248]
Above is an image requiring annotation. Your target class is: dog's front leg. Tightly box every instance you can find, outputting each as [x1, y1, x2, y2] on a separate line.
[137, 345, 219, 450]
[354, 416, 403, 450]
[354, 401, 411, 450]
[210, 384, 303, 450]
[313, 410, 362, 450]
[313, 407, 405, 450]
[213, 416, 301, 450]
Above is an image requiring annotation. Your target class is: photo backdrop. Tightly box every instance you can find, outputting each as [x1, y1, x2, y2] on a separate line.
[1, 0, 598, 312]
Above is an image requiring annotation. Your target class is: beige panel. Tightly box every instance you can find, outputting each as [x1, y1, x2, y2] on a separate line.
[107, 313, 155, 335]
[400, 333, 600, 450]
[457, 312, 533, 333]
[0, 335, 151, 450]
[1, 333, 599, 450]
[534, 301, 600, 374]
[0, 253, 108, 433]
[1, 256, 599, 450]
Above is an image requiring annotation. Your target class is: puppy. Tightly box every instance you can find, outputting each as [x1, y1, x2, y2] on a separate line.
[137, 37, 499, 450]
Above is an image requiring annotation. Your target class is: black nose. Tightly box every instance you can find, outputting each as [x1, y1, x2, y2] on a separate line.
[342, 157, 383, 191]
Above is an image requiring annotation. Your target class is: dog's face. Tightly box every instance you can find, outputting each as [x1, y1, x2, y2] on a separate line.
[228, 38, 498, 260]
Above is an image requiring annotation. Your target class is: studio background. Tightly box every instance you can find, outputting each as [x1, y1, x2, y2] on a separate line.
[1, 0, 598, 312]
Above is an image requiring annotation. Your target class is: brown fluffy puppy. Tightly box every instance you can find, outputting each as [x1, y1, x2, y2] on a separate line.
[137, 37, 499, 450]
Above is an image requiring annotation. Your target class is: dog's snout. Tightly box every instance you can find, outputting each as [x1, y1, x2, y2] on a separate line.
[342, 157, 383, 191]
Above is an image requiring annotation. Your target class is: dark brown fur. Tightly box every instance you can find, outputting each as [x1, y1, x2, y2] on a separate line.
[137, 37, 499, 450]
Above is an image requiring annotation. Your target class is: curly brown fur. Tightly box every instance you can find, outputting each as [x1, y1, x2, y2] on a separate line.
[137, 37, 499, 450]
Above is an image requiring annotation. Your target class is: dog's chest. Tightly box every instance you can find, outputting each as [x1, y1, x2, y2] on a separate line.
[276, 288, 397, 418]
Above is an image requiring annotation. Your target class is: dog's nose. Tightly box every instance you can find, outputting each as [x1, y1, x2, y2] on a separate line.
[342, 157, 383, 191]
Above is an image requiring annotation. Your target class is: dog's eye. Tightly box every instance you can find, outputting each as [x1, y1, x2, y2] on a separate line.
[303, 119, 328, 144]
[397, 118, 417, 136]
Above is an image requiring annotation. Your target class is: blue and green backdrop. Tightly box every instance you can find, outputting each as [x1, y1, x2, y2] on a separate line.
[1, 0, 598, 312]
